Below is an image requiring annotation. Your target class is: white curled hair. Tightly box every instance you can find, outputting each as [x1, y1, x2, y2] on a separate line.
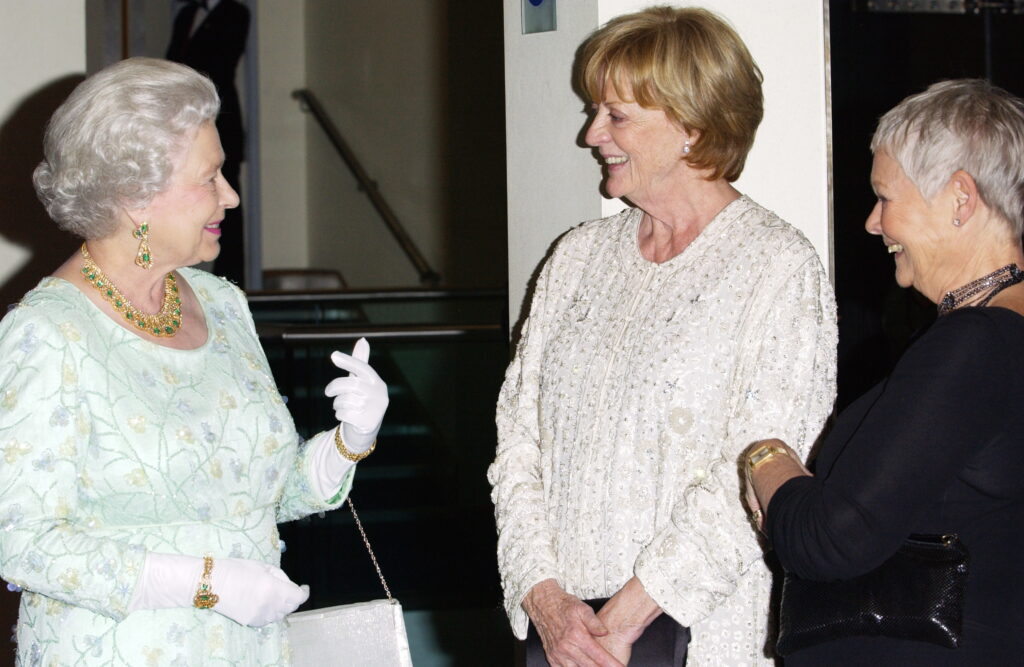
[33, 57, 220, 239]
[871, 78, 1024, 237]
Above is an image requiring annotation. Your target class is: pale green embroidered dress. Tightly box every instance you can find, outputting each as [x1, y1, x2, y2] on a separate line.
[0, 268, 351, 666]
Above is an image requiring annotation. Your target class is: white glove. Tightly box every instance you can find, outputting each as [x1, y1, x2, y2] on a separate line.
[324, 337, 389, 453]
[128, 553, 309, 626]
[307, 428, 353, 499]
[211, 558, 309, 626]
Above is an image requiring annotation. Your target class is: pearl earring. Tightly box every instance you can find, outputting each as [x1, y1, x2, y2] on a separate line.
[683, 140, 692, 155]
[953, 218, 962, 227]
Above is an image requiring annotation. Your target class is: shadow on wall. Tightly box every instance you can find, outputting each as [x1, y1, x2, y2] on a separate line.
[0, 74, 84, 664]
[0, 74, 84, 310]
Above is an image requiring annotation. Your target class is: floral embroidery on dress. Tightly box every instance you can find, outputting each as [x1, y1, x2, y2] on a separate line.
[3, 389, 19, 410]
[0, 268, 348, 665]
[4, 440, 32, 463]
[59, 322, 81, 342]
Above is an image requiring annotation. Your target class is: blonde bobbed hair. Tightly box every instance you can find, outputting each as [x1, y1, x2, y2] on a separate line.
[577, 6, 763, 182]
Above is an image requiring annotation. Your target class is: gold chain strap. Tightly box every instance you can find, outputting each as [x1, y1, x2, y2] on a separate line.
[346, 497, 392, 601]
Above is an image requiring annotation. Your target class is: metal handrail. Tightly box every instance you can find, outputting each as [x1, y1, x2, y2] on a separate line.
[292, 89, 441, 286]
[257, 323, 504, 343]
[247, 287, 506, 304]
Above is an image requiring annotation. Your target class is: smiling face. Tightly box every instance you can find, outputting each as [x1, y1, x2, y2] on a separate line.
[135, 122, 239, 268]
[865, 150, 956, 297]
[584, 82, 691, 206]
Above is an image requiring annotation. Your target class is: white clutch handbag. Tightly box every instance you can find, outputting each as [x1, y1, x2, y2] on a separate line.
[287, 498, 414, 666]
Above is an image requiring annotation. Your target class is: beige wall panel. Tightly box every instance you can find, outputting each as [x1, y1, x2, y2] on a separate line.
[304, 0, 445, 287]
[258, 0, 310, 270]
[0, 1, 87, 305]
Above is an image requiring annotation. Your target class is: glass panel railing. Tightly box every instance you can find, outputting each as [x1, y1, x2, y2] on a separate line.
[248, 288, 507, 328]
[252, 290, 509, 611]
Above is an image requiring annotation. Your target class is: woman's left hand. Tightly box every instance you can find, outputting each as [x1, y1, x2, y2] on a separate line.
[325, 338, 389, 450]
[594, 633, 633, 665]
[743, 438, 811, 532]
[595, 577, 663, 664]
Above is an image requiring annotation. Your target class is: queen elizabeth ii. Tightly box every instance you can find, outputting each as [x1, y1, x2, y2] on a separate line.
[0, 58, 389, 665]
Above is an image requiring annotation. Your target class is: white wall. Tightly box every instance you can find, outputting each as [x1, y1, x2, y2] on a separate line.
[505, 0, 831, 323]
[0, 1, 85, 115]
[503, 0, 601, 320]
[256, 0, 309, 270]
[303, 0, 445, 288]
[0, 1, 86, 301]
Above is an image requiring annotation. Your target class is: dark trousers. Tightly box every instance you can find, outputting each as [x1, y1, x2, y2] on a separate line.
[525, 598, 690, 666]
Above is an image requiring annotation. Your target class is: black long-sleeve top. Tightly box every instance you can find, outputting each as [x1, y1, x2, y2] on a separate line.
[767, 307, 1024, 665]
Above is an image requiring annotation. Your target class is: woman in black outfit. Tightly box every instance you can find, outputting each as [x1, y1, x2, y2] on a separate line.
[744, 78, 1024, 665]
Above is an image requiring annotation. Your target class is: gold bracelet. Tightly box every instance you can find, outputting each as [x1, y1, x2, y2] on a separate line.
[334, 427, 376, 462]
[193, 556, 219, 609]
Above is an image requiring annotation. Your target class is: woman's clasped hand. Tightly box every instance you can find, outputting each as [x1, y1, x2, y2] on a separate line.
[523, 580, 624, 667]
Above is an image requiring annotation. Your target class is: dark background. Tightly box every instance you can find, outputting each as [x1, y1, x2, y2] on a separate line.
[830, 2, 1024, 411]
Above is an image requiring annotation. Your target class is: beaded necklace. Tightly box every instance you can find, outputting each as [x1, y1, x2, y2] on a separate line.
[80, 243, 182, 336]
[937, 263, 1024, 316]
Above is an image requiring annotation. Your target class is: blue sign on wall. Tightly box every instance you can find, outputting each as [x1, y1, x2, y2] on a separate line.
[522, 0, 556, 34]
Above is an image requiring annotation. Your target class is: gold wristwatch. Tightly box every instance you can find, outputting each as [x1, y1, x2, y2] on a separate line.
[746, 443, 787, 472]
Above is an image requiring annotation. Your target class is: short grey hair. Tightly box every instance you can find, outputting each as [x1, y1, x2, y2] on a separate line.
[33, 57, 220, 239]
[871, 78, 1024, 236]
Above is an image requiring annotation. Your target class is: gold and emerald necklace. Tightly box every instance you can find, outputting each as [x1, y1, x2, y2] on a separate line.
[80, 243, 182, 337]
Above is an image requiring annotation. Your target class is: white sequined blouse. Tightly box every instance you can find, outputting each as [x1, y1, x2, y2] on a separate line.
[489, 196, 837, 665]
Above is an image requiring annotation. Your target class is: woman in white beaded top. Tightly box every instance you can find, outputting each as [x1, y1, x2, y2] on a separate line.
[489, 7, 837, 666]
[0, 58, 388, 665]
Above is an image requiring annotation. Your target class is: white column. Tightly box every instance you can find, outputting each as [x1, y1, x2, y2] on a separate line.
[503, 0, 601, 322]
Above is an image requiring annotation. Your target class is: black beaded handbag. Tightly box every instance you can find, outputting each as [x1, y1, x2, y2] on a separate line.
[776, 533, 969, 656]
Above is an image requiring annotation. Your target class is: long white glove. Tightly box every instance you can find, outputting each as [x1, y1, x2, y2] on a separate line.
[324, 337, 389, 454]
[128, 553, 309, 626]
[309, 338, 389, 499]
